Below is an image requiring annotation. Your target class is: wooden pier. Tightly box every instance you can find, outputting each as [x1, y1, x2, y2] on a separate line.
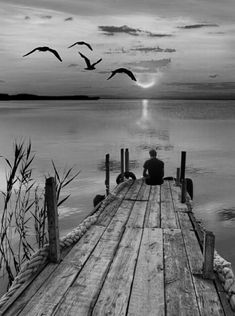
[0, 178, 233, 315]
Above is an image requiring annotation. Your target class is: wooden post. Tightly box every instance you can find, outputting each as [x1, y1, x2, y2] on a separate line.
[120, 148, 124, 183]
[125, 148, 129, 173]
[105, 153, 110, 196]
[203, 231, 215, 279]
[181, 178, 186, 203]
[180, 151, 186, 182]
[176, 168, 180, 186]
[45, 177, 60, 263]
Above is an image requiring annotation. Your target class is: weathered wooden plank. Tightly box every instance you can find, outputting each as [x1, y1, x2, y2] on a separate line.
[169, 182, 189, 213]
[164, 228, 200, 315]
[92, 227, 142, 316]
[124, 179, 143, 200]
[177, 212, 203, 274]
[136, 182, 151, 200]
[161, 182, 178, 228]
[192, 276, 225, 316]
[173, 188, 226, 315]
[54, 194, 139, 315]
[126, 201, 147, 228]
[96, 181, 132, 227]
[0, 243, 76, 316]
[16, 225, 106, 316]
[128, 228, 165, 316]
[214, 278, 234, 316]
[144, 185, 160, 228]
[168, 214, 225, 316]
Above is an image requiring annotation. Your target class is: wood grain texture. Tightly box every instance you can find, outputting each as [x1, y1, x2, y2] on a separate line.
[169, 182, 189, 213]
[124, 179, 143, 200]
[126, 201, 147, 228]
[128, 228, 165, 316]
[136, 182, 151, 200]
[177, 212, 203, 274]
[164, 228, 200, 316]
[161, 182, 178, 229]
[96, 181, 132, 227]
[92, 227, 142, 316]
[54, 190, 140, 315]
[17, 226, 106, 316]
[144, 185, 160, 228]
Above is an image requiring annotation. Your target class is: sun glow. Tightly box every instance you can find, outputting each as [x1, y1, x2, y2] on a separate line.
[135, 73, 161, 89]
[136, 80, 156, 89]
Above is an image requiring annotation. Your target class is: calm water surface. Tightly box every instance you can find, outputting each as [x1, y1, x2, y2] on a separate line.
[0, 98, 235, 272]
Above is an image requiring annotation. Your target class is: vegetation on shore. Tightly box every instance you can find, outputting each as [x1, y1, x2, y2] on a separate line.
[0, 93, 100, 101]
[0, 141, 79, 288]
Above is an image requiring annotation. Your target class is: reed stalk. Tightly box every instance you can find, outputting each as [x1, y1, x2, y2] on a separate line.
[0, 141, 79, 288]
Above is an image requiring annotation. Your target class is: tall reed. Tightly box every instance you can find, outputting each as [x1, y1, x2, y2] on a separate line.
[0, 141, 79, 288]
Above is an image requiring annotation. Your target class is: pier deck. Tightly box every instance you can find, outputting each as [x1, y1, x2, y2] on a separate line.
[1, 179, 231, 315]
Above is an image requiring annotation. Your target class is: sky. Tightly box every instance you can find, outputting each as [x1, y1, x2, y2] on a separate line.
[1, 0, 235, 99]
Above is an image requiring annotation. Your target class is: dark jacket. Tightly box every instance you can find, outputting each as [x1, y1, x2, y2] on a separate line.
[143, 157, 164, 185]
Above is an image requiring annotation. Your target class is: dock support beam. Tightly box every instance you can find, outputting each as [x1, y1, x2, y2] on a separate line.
[125, 148, 129, 173]
[181, 179, 186, 203]
[105, 153, 110, 196]
[180, 151, 186, 182]
[120, 148, 124, 183]
[45, 177, 60, 263]
[176, 168, 180, 186]
[203, 231, 215, 279]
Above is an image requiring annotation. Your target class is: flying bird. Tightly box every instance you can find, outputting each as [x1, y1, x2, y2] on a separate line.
[107, 68, 137, 81]
[68, 41, 93, 51]
[79, 52, 102, 70]
[23, 46, 62, 62]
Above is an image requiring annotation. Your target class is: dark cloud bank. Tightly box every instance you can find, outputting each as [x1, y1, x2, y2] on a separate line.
[178, 23, 218, 29]
[98, 25, 171, 37]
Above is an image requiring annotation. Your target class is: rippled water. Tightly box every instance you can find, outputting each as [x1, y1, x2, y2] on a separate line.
[0, 98, 235, 274]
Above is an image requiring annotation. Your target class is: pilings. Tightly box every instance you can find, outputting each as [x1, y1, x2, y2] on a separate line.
[45, 177, 60, 263]
[203, 231, 215, 279]
[105, 154, 110, 196]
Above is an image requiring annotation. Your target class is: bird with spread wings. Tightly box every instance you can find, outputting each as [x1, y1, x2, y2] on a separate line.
[79, 52, 102, 70]
[107, 68, 137, 81]
[68, 41, 93, 51]
[23, 46, 62, 62]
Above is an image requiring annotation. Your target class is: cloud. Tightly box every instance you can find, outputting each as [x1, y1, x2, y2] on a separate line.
[98, 25, 172, 37]
[99, 25, 141, 36]
[126, 58, 171, 73]
[104, 48, 128, 54]
[146, 31, 172, 37]
[131, 46, 176, 53]
[40, 15, 52, 19]
[64, 17, 73, 21]
[167, 82, 235, 90]
[178, 23, 219, 29]
[0, 80, 5, 83]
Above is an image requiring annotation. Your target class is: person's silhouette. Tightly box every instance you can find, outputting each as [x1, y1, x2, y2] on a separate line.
[143, 149, 164, 185]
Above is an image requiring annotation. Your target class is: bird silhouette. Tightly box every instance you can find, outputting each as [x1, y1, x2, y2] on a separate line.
[107, 68, 136, 81]
[23, 46, 62, 62]
[68, 41, 93, 51]
[79, 52, 102, 70]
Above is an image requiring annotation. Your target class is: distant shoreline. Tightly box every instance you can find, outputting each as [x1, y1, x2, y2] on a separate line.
[0, 94, 100, 101]
[1, 93, 235, 101]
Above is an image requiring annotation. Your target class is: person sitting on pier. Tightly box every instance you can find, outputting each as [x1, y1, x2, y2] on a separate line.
[143, 149, 164, 185]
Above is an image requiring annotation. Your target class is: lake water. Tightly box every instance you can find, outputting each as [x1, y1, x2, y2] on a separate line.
[0, 98, 235, 277]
